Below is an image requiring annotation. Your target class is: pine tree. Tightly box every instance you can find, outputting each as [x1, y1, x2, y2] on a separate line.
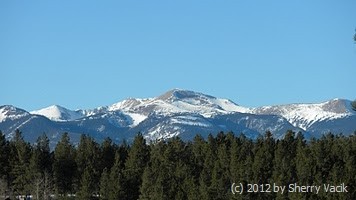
[9, 129, 32, 196]
[53, 132, 77, 198]
[252, 132, 275, 184]
[29, 133, 53, 200]
[0, 130, 9, 200]
[272, 130, 297, 200]
[289, 133, 314, 200]
[41, 171, 53, 200]
[139, 141, 166, 200]
[76, 135, 101, 195]
[108, 151, 125, 200]
[198, 134, 217, 199]
[35, 133, 52, 172]
[77, 166, 93, 200]
[210, 143, 230, 200]
[314, 134, 335, 183]
[191, 134, 206, 173]
[140, 137, 198, 200]
[251, 131, 275, 199]
[327, 135, 348, 200]
[0, 130, 9, 180]
[229, 134, 254, 200]
[165, 137, 196, 199]
[99, 168, 110, 200]
[124, 133, 149, 199]
[100, 137, 116, 173]
[344, 135, 356, 199]
[0, 177, 8, 199]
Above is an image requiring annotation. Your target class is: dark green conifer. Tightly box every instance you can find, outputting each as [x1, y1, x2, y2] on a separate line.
[53, 133, 77, 197]
[29, 133, 52, 200]
[99, 168, 110, 200]
[76, 135, 100, 195]
[273, 131, 297, 200]
[100, 137, 116, 173]
[0, 130, 9, 178]
[124, 133, 149, 199]
[9, 129, 32, 196]
[0, 130, 10, 197]
[77, 166, 93, 200]
[108, 151, 125, 200]
[139, 141, 165, 200]
[210, 144, 230, 199]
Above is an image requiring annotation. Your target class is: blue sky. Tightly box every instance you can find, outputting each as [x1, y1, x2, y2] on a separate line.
[1, 0, 356, 111]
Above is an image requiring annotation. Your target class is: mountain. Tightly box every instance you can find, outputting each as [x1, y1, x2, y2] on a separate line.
[30, 105, 84, 121]
[0, 105, 30, 122]
[252, 98, 354, 130]
[0, 89, 355, 147]
[107, 89, 251, 116]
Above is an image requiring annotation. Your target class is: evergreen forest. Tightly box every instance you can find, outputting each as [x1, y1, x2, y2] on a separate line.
[0, 129, 355, 200]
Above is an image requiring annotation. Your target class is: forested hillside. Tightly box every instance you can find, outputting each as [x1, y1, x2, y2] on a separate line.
[0, 130, 355, 199]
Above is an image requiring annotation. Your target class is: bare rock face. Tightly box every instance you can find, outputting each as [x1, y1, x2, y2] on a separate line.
[321, 99, 350, 114]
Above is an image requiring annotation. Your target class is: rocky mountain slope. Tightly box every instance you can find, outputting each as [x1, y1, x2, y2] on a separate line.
[1, 89, 355, 146]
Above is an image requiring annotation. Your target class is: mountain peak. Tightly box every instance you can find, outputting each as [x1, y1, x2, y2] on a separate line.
[151, 89, 250, 116]
[47, 104, 66, 111]
[157, 89, 215, 102]
[253, 98, 355, 130]
[0, 105, 30, 122]
[321, 98, 354, 114]
[1, 91, 356, 146]
[31, 105, 83, 121]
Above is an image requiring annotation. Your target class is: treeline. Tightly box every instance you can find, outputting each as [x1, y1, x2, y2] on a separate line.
[0, 130, 355, 200]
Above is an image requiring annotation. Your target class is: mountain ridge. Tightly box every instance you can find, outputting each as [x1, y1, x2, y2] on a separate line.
[1, 89, 355, 146]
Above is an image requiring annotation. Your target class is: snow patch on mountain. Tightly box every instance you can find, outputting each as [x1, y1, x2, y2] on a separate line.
[210, 98, 251, 113]
[31, 105, 84, 121]
[145, 124, 181, 141]
[252, 99, 354, 130]
[79, 106, 109, 116]
[157, 89, 248, 116]
[124, 112, 148, 127]
[170, 115, 212, 127]
[2, 89, 355, 145]
[21, 90, 356, 133]
[109, 98, 151, 111]
[0, 105, 30, 122]
[106, 89, 250, 118]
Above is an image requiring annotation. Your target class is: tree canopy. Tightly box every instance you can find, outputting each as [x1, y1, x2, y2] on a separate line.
[0, 130, 355, 199]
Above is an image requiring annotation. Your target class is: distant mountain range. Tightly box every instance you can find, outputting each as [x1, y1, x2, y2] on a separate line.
[1, 89, 355, 146]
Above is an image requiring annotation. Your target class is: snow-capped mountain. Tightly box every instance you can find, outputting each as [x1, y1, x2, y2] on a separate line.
[31, 105, 84, 121]
[0, 105, 30, 122]
[252, 98, 354, 130]
[0, 89, 355, 146]
[108, 89, 251, 116]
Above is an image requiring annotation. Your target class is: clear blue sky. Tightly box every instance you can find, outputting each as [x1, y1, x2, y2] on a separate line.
[1, 0, 356, 111]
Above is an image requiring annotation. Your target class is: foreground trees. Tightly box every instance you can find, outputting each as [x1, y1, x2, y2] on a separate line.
[0, 129, 355, 199]
[53, 133, 77, 198]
